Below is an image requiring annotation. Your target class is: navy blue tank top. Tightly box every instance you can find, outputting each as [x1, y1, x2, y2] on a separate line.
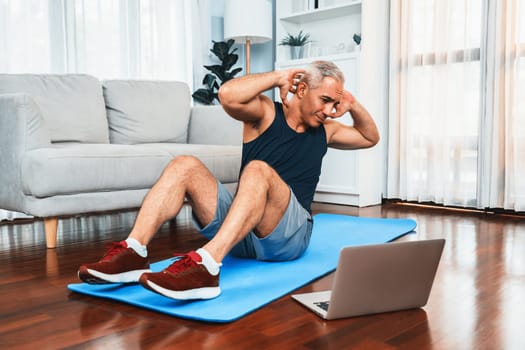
[241, 102, 327, 212]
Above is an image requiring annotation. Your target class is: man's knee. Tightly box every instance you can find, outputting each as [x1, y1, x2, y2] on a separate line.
[164, 155, 205, 178]
[241, 160, 274, 179]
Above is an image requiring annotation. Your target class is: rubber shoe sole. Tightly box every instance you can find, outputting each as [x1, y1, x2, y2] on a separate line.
[78, 267, 151, 284]
[141, 279, 221, 300]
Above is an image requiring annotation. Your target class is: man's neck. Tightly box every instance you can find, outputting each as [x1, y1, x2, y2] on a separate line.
[283, 100, 308, 133]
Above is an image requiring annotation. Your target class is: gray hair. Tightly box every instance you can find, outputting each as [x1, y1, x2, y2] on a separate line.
[301, 60, 345, 89]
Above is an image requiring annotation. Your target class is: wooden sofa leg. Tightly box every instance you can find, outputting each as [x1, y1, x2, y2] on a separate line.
[44, 217, 58, 249]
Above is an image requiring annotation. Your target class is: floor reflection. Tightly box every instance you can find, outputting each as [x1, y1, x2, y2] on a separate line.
[46, 248, 59, 278]
[0, 205, 195, 251]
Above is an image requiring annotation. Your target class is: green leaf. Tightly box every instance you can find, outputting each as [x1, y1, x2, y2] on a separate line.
[202, 74, 217, 89]
[211, 41, 229, 61]
[222, 53, 239, 71]
[230, 67, 243, 77]
[192, 88, 215, 105]
[223, 67, 243, 82]
[225, 38, 235, 50]
[204, 64, 226, 82]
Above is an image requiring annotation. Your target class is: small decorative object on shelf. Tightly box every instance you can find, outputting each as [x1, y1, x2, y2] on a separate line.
[279, 30, 312, 59]
[353, 33, 361, 46]
[192, 39, 242, 105]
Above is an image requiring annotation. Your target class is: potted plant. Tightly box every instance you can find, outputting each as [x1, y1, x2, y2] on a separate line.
[279, 30, 312, 60]
[192, 39, 243, 105]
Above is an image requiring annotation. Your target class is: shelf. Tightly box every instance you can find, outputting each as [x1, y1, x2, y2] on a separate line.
[280, 1, 362, 24]
[275, 52, 359, 67]
[274, 0, 385, 207]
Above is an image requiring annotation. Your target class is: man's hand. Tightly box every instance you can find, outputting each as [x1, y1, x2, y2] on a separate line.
[279, 68, 305, 107]
[329, 90, 356, 118]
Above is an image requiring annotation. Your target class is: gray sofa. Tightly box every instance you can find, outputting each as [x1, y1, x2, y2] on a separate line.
[0, 74, 242, 248]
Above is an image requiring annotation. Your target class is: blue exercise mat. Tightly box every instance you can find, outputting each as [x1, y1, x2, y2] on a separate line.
[68, 213, 416, 323]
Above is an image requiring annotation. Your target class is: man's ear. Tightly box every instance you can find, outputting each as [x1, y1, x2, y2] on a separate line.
[296, 82, 308, 99]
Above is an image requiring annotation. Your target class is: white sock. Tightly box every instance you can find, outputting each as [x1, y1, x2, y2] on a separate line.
[125, 237, 148, 258]
[196, 248, 221, 276]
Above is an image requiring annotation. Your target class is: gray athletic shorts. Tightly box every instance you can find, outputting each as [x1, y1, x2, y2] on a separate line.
[192, 180, 313, 261]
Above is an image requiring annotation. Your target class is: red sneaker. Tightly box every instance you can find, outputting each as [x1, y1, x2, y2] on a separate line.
[78, 241, 150, 284]
[139, 251, 221, 300]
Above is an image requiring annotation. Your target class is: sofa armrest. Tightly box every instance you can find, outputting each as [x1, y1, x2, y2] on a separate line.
[188, 105, 242, 146]
[0, 93, 51, 211]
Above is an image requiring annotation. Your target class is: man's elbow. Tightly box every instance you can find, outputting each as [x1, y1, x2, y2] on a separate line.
[218, 83, 233, 107]
[371, 133, 380, 146]
[362, 133, 380, 149]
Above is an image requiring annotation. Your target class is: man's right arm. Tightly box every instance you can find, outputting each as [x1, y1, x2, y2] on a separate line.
[218, 69, 304, 123]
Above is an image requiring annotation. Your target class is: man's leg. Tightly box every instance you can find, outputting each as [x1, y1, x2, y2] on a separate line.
[78, 156, 220, 284]
[203, 160, 291, 262]
[128, 155, 220, 245]
[138, 160, 294, 300]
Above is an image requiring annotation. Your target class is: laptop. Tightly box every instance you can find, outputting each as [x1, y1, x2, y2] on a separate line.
[292, 239, 445, 320]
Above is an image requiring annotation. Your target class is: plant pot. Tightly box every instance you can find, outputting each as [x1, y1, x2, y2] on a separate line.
[290, 46, 304, 60]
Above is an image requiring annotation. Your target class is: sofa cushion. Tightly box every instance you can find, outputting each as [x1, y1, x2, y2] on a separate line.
[21, 144, 172, 198]
[104, 80, 191, 145]
[141, 143, 241, 184]
[0, 74, 109, 143]
[189, 105, 242, 146]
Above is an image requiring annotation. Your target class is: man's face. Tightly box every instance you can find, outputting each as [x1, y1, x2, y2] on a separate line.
[299, 77, 344, 128]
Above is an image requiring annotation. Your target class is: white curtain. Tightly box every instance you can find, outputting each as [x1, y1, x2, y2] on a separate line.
[481, 0, 525, 211]
[388, 0, 524, 211]
[191, 0, 212, 94]
[0, 0, 198, 83]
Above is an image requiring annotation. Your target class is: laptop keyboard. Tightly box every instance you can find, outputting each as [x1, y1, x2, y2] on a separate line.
[314, 301, 330, 311]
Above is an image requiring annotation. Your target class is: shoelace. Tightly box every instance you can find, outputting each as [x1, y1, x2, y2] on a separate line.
[166, 251, 200, 274]
[101, 241, 127, 262]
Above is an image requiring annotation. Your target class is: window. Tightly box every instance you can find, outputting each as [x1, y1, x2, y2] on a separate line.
[388, 0, 524, 211]
[0, 0, 193, 83]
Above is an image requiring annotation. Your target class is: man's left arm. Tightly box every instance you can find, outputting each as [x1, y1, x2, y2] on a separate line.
[325, 91, 380, 150]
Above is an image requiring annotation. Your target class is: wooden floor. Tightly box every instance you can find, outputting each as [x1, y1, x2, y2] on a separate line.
[1, 202, 524, 350]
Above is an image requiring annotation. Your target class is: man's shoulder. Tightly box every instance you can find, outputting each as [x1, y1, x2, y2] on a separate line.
[242, 99, 278, 141]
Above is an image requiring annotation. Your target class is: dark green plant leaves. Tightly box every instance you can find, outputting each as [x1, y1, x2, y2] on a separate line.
[192, 39, 242, 105]
[279, 30, 311, 46]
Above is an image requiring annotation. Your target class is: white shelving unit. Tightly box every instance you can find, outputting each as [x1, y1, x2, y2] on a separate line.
[280, 2, 361, 23]
[274, 0, 389, 207]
